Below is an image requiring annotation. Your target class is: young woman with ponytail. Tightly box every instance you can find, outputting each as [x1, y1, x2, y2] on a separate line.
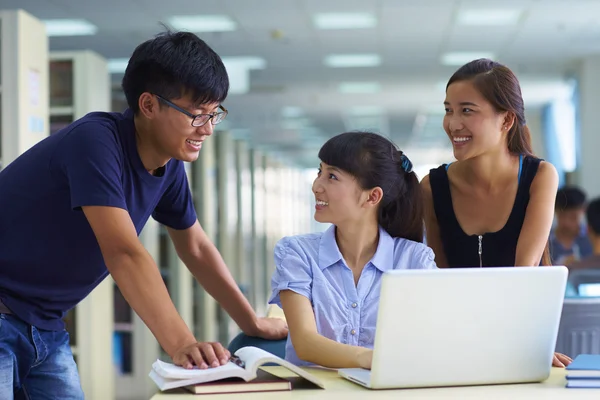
[421, 58, 571, 367]
[268, 131, 435, 369]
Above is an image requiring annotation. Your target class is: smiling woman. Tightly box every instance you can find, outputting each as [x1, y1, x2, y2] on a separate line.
[267, 131, 436, 370]
[420, 59, 571, 369]
[422, 58, 554, 269]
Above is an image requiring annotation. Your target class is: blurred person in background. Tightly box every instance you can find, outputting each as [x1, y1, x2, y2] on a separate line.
[550, 186, 592, 265]
[568, 197, 600, 270]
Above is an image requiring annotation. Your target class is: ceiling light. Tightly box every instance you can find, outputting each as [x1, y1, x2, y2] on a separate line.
[282, 118, 312, 130]
[520, 81, 574, 105]
[440, 52, 495, 66]
[338, 82, 381, 94]
[457, 9, 522, 26]
[281, 107, 304, 118]
[348, 106, 385, 116]
[167, 15, 237, 32]
[221, 56, 266, 70]
[43, 19, 98, 37]
[324, 54, 381, 68]
[107, 58, 129, 74]
[221, 63, 249, 94]
[313, 13, 377, 29]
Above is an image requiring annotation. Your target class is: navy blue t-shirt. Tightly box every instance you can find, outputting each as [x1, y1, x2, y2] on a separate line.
[0, 109, 197, 331]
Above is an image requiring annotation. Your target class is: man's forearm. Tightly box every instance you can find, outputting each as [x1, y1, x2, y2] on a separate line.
[183, 242, 258, 335]
[107, 250, 196, 357]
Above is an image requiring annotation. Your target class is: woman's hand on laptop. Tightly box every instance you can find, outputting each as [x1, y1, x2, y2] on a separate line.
[552, 352, 573, 368]
[357, 348, 373, 370]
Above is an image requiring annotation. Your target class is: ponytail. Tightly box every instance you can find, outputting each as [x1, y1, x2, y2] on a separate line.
[507, 122, 533, 157]
[378, 153, 424, 242]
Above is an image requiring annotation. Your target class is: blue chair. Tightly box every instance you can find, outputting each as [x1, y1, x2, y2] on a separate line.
[228, 332, 287, 359]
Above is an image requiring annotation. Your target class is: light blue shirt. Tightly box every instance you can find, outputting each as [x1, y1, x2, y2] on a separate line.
[268, 224, 437, 366]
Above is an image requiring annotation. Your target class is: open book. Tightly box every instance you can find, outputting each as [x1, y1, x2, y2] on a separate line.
[149, 346, 325, 391]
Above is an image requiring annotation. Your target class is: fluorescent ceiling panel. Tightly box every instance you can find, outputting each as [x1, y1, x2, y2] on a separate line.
[281, 107, 304, 118]
[313, 13, 377, 29]
[324, 54, 381, 68]
[107, 58, 129, 74]
[520, 80, 573, 105]
[282, 118, 312, 130]
[43, 19, 97, 36]
[348, 106, 385, 116]
[222, 62, 249, 94]
[167, 15, 237, 32]
[457, 9, 522, 26]
[441, 52, 495, 66]
[338, 82, 381, 94]
[221, 56, 266, 70]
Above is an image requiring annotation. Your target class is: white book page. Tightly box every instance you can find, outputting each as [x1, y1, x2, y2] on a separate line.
[235, 346, 275, 375]
[235, 346, 325, 388]
[150, 370, 249, 391]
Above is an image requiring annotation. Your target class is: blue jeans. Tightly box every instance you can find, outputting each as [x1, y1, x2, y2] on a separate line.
[0, 313, 84, 399]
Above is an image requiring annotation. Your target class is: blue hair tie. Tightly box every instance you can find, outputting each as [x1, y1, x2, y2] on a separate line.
[400, 154, 413, 173]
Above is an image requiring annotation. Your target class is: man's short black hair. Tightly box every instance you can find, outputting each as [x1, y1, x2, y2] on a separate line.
[121, 30, 229, 113]
[555, 186, 587, 211]
[587, 198, 600, 235]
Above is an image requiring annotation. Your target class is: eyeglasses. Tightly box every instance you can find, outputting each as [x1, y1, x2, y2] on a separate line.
[154, 94, 228, 127]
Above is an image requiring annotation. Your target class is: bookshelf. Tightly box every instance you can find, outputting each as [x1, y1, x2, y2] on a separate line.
[115, 219, 161, 400]
[235, 140, 253, 307]
[190, 135, 219, 342]
[49, 51, 110, 134]
[48, 50, 113, 400]
[215, 131, 240, 343]
[0, 9, 48, 170]
[250, 149, 268, 314]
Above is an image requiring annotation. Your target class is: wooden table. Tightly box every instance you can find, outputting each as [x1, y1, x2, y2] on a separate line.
[150, 366, 597, 399]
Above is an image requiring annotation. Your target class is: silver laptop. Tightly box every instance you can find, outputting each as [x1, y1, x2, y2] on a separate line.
[339, 266, 568, 389]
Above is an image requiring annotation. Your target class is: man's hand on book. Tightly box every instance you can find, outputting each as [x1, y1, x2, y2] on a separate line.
[172, 342, 231, 370]
[247, 317, 288, 340]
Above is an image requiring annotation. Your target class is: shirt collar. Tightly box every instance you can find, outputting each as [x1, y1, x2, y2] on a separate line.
[317, 225, 395, 272]
[318, 225, 343, 270]
[369, 227, 395, 272]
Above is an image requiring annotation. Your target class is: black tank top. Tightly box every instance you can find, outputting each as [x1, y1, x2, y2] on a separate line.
[429, 155, 542, 267]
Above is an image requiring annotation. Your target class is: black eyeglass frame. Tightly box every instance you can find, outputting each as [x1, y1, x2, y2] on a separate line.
[154, 94, 228, 127]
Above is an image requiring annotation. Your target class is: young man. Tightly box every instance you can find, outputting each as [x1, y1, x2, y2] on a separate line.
[0, 31, 286, 398]
[568, 197, 600, 270]
[550, 186, 593, 265]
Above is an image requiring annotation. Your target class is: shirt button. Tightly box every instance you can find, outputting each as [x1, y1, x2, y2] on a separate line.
[351, 302, 358, 308]
[351, 329, 356, 335]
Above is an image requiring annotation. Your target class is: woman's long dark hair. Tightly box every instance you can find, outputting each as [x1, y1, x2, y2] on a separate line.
[447, 59, 551, 265]
[318, 132, 423, 242]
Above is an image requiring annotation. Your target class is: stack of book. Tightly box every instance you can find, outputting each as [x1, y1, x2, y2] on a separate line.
[149, 346, 325, 395]
[565, 354, 600, 388]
